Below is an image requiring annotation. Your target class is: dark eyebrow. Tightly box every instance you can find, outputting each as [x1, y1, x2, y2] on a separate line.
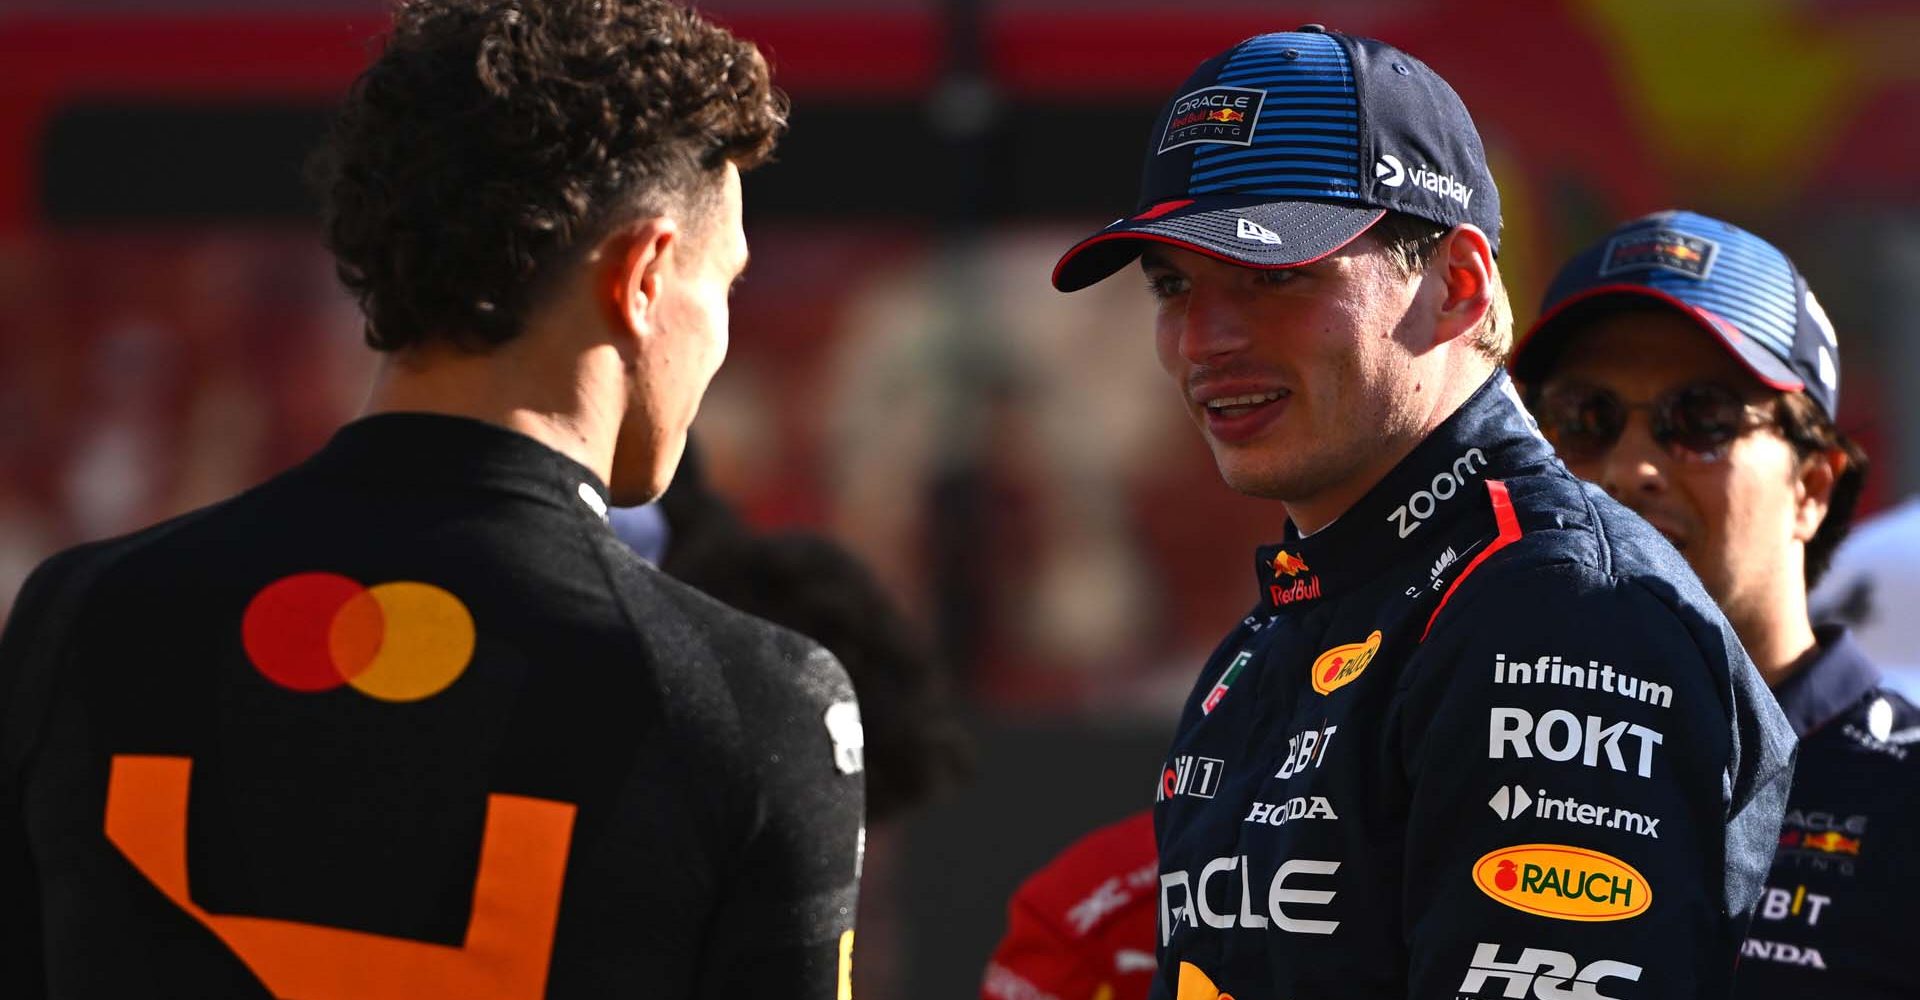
[1139, 247, 1176, 271]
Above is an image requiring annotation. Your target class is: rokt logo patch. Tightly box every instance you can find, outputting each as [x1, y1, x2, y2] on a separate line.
[1473, 844, 1651, 922]
[1159, 85, 1265, 153]
[1598, 229, 1717, 280]
[1311, 630, 1381, 695]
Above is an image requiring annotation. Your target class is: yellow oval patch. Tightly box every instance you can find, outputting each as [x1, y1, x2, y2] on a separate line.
[1472, 843, 1652, 922]
[1310, 630, 1382, 695]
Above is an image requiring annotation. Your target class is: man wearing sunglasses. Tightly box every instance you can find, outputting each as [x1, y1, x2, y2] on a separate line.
[1513, 209, 1917, 998]
[1052, 27, 1794, 1000]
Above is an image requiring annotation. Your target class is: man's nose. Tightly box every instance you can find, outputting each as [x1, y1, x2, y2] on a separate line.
[1597, 412, 1669, 500]
[1177, 282, 1256, 366]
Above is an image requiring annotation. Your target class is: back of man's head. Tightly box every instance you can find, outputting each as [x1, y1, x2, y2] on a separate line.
[313, 0, 787, 352]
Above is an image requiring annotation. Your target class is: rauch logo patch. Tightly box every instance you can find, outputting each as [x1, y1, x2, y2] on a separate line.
[1159, 85, 1265, 153]
[1311, 630, 1381, 695]
[1472, 844, 1652, 922]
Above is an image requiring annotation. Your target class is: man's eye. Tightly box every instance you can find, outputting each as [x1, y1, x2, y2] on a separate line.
[1145, 274, 1187, 298]
[1253, 268, 1298, 287]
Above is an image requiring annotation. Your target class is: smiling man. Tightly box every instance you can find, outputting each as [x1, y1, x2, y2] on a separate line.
[1513, 210, 1919, 999]
[1052, 27, 1795, 1000]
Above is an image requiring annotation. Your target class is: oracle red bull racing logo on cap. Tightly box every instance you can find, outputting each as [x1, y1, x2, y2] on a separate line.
[1472, 844, 1652, 922]
[242, 572, 476, 702]
[1159, 85, 1266, 153]
[1598, 229, 1717, 280]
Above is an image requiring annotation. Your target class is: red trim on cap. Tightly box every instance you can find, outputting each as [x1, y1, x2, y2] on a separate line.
[1512, 284, 1804, 392]
[1133, 199, 1195, 220]
[1421, 479, 1522, 642]
[1051, 209, 1386, 291]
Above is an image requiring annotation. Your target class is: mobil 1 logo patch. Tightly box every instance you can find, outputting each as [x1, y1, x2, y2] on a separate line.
[1159, 755, 1225, 801]
[1599, 228, 1717, 280]
[1159, 86, 1266, 153]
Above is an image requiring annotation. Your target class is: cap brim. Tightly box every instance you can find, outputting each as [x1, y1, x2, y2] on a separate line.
[1511, 285, 1805, 393]
[1052, 198, 1386, 292]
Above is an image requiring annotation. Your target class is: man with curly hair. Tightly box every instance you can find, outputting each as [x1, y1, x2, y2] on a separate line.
[0, 3, 865, 998]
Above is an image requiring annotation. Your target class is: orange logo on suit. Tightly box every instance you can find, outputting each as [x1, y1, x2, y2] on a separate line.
[102, 575, 576, 999]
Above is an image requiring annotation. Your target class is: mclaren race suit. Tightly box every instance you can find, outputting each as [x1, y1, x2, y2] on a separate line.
[1734, 626, 1920, 999]
[1151, 372, 1796, 1000]
[0, 415, 864, 999]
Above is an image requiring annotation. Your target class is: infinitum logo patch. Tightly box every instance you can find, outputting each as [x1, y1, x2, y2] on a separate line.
[1159, 85, 1265, 153]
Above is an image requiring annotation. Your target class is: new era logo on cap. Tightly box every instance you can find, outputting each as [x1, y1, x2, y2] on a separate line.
[1237, 217, 1284, 245]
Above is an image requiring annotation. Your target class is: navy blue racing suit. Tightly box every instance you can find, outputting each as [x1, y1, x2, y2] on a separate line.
[1150, 371, 1796, 1000]
[1734, 626, 1920, 998]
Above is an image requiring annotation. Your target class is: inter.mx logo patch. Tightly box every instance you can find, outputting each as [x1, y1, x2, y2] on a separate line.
[1159, 755, 1224, 801]
[1457, 941, 1642, 1000]
[1487, 784, 1662, 839]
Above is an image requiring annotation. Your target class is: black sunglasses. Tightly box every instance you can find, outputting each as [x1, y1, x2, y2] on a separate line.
[1532, 382, 1775, 462]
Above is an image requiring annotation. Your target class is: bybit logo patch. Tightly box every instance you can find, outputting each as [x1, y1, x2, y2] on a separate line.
[242, 572, 476, 702]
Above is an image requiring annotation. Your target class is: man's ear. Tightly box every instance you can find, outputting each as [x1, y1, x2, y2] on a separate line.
[1429, 224, 1494, 348]
[1793, 445, 1846, 544]
[604, 217, 679, 342]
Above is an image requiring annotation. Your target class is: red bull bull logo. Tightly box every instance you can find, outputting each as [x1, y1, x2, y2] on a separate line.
[1207, 108, 1245, 124]
[1270, 551, 1311, 577]
[1798, 831, 1862, 855]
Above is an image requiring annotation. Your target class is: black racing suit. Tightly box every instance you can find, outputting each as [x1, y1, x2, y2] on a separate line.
[1734, 626, 1920, 998]
[1150, 371, 1796, 1000]
[0, 414, 864, 999]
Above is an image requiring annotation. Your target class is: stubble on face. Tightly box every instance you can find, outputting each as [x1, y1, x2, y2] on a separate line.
[1157, 240, 1428, 512]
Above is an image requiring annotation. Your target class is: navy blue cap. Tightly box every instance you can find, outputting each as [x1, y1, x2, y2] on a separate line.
[1052, 25, 1502, 292]
[1513, 210, 1840, 418]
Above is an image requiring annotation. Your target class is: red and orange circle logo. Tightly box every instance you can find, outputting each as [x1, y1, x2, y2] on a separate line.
[242, 572, 476, 702]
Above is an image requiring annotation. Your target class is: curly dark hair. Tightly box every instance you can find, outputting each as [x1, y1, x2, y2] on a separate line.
[313, 0, 788, 351]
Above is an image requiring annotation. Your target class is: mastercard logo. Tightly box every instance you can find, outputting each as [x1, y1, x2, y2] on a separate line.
[242, 572, 476, 702]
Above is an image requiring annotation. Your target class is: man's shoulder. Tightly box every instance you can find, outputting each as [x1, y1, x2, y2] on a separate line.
[1489, 469, 1716, 611]
[1806, 685, 1920, 769]
[1421, 472, 1735, 670]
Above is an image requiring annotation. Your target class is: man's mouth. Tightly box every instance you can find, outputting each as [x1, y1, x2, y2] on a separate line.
[1203, 390, 1288, 417]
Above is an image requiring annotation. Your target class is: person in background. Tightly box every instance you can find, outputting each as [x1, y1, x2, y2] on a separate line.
[1512, 209, 1918, 998]
[1811, 495, 1920, 700]
[0, 2, 866, 997]
[619, 443, 972, 827]
[982, 810, 1157, 1000]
